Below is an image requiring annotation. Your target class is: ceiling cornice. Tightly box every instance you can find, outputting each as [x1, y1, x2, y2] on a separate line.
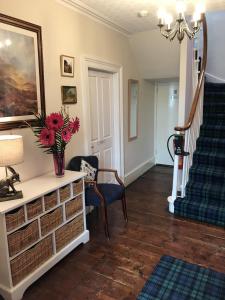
[57, 0, 131, 36]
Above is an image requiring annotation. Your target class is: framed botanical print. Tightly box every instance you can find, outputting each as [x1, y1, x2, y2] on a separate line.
[61, 86, 77, 104]
[60, 55, 74, 77]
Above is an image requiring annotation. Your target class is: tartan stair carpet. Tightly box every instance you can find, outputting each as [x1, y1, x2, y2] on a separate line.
[137, 255, 225, 300]
[174, 82, 225, 227]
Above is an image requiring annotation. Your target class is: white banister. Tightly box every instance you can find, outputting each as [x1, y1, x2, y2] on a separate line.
[168, 15, 207, 213]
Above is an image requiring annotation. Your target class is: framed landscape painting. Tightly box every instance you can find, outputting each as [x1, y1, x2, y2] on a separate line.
[61, 86, 77, 104]
[0, 13, 45, 130]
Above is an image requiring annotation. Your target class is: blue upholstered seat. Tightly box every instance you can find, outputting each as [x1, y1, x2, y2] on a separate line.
[85, 183, 124, 206]
[67, 155, 128, 238]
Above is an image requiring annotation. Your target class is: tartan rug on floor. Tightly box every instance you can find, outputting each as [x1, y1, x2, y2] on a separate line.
[137, 256, 225, 300]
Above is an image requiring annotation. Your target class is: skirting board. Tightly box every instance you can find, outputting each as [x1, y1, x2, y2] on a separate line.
[124, 157, 155, 187]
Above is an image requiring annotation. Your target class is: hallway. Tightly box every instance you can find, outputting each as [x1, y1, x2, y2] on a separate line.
[22, 166, 225, 300]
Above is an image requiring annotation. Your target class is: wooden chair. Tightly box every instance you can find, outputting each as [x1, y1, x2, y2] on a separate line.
[68, 156, 128, 239]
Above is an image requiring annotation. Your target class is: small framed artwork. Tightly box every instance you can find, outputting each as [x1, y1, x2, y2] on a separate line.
[61, 86, 77, 104]
[0, 13, 46, 131]
[60, 55, 74, 77]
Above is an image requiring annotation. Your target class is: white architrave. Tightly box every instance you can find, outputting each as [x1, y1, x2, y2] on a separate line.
[81, 56, 124, 180]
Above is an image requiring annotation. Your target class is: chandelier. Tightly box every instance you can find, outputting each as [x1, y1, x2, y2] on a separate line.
[157, 1, 205, 43]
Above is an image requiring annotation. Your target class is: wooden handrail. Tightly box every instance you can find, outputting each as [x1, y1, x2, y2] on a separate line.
[175, 14, 208, 132]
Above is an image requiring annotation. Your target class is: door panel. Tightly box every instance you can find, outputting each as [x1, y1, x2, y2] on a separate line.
[88, 69, 114, 183]
[89, 76, 99, 143]
[102, 77, 112, 139]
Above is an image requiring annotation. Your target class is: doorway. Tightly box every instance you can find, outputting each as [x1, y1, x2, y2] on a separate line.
[88, 69, 114, 182]
[155, 80, 179, 166]
[81, 56, 124, 180]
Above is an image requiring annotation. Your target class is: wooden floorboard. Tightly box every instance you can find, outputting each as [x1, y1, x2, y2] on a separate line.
[11, 166, 225, 299]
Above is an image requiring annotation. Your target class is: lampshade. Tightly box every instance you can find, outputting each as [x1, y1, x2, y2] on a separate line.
[0, 135, 24, 167]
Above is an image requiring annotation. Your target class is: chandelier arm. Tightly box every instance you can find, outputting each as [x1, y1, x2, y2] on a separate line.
[169, 28, 179, 41]
[167, 22, 179, 40]
[183, 27, 195, 39]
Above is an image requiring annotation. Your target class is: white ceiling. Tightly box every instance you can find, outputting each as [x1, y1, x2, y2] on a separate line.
[60, 0, 225, 34]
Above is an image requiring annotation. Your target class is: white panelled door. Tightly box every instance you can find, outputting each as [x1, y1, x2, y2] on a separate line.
[88, 69, 114, 183]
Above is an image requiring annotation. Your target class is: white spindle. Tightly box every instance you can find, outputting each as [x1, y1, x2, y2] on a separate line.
[168, 25, 205, 213]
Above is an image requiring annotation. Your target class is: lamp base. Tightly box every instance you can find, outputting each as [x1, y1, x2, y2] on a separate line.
[0, 191, 23, 202]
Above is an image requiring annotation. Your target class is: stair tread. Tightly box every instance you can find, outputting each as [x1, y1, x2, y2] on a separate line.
[186, 180, 225, 192]
[175, 197, 225, 208]
[194, 149, 225, 158]
[205, 82, 225, 89]
[174, 197, 225, 227]
[198, 136, 225, 143]
[190, 164, 225, 176]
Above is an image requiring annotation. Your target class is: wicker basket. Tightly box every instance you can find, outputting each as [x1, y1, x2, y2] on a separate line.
[27, 198, 43, 220]
[8, 220, 39, 257]
[73, 180, 83, 196]
[65, 195, 83, 220]
[40, 207, 63, 236]
[5, 207, 25, 232]
[59, 184, 71, 202]
[10, 235, 53, 286]
[55, 215, 84, 252]
[44, 191, 57, 211]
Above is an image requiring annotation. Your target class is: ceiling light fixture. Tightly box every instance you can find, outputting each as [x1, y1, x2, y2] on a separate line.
[157, 1, 205, 43]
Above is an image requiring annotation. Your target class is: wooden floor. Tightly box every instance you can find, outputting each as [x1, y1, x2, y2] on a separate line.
[14, 166, 225, 299]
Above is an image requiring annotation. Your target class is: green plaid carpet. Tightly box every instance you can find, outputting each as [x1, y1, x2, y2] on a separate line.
[174, 82, 225, 227]
[137, 256, 225, 300]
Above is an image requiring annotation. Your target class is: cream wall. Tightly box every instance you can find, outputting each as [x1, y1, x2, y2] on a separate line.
[125, 80, 155, 185]
[0, 0, 154, 182]
[206, 11, 225, 81]
[129, 29, 180, 80]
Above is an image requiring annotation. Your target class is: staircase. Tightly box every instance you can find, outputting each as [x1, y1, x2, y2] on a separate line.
[174, 82, 225, 227]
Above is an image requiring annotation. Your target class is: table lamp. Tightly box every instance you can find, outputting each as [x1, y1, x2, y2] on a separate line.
[0, 135, 24, 201]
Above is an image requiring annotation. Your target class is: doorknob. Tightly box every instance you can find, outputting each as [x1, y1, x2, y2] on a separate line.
[91, 145, 94, 149]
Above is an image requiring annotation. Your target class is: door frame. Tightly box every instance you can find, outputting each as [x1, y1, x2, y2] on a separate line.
[81, 55, 124, 179]
[154, 79, 179, 165]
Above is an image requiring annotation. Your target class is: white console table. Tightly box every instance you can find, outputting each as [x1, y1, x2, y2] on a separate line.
[0, 171, 89, 300]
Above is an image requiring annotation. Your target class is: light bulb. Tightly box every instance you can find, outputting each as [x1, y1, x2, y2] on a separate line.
[176, 0, 186, 14]
[157, 8, 166, 19]
[165, 14, 173, 25]
[165, 14, 173, 30]
[196, 2, 205, 14]
[157, 8, 167, 26]
[5, 39, 12, 47]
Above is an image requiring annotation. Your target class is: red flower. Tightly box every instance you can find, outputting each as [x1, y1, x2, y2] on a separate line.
[62, 127, 72, 143]
[69, 117, 80, 134]
[39, 128, 55, 147]
[45, 113, 64, 131]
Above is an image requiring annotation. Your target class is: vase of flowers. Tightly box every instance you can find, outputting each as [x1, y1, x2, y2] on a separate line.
[31, 109, 80, 177]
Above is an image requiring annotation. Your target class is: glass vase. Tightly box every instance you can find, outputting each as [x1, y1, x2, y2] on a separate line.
[53, 152, 65, 177]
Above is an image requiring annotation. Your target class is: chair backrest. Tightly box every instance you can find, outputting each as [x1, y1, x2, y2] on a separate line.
[67, 156, 99, 181]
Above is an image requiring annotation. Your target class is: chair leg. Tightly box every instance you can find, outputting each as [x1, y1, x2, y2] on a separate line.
[121, 194, 128, 223]
[101, 204, 110, 239]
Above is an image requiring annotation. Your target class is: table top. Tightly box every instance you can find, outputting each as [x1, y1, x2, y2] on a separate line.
[0, 170, 86, 214]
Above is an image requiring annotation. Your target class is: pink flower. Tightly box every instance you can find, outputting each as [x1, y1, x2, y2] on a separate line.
[45, 113, 64, 131]
[39, 128, 55, 147]
[69, 117, 80, 134]
[62, 127, 72, 143]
